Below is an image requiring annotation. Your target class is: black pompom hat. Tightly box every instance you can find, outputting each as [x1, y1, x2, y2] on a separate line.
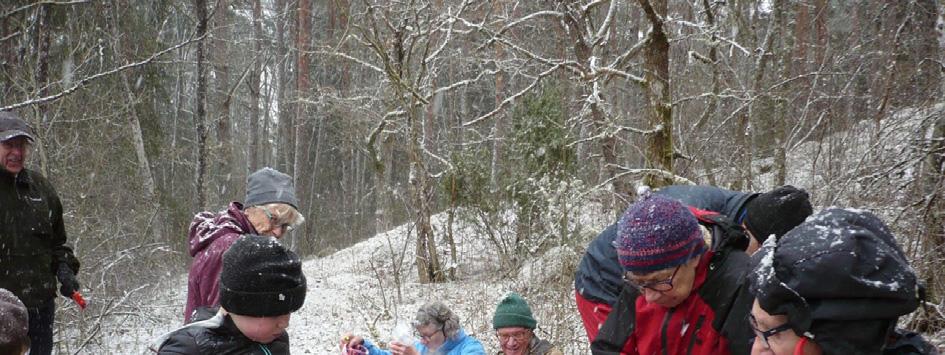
[744, 185, 812, 242]
[220, 235, 306, 317]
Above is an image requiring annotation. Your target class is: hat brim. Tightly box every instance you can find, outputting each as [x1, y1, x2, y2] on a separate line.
[0, 130, 35, 142]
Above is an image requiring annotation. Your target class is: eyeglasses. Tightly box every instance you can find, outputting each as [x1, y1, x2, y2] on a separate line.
[623, 265, 681, 292]
[261, 207, 293, 232]
[748, 314, 792, 349]
[416, 327, 443, 341]
[496, 330, 529, 343]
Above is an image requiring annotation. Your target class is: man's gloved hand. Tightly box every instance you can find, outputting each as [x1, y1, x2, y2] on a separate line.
[56, 263, 80, 297]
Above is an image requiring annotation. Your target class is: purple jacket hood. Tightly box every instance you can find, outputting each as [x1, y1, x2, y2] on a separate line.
[184, 202, 258, 322]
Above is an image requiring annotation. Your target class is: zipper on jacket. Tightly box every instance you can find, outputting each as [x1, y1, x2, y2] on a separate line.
[258, 344, 272, 355]
[661, 307, 675, 355]
[686, 315, 706, 355]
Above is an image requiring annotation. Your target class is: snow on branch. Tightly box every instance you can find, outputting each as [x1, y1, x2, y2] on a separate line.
[582, 0, 610, 14]
[366, 110, 407, 170]
[593, 0, 618, 45]
[317, 47, 385, 74]
[1, 32, 207, 112]
[596, 67, 645, 85]
[606, 164, 694, 186]
[462, 63, 564, 127]
[428, 68, 496, 99]
[423, 146, 454, 177]
[2, 0, 89, 19]
[486, 10, 565, 47]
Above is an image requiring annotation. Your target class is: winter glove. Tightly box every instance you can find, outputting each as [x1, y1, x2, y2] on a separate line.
[56, 263, 80, 298]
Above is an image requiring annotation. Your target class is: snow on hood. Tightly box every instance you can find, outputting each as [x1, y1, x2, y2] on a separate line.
[188, 202, 255, 257]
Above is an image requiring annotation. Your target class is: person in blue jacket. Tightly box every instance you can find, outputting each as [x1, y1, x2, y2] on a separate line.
[342, 301, 485, 355]
[574, 185, 813, 342]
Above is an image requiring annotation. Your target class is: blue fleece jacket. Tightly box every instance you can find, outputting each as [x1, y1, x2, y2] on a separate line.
[362, 329, 485, 355]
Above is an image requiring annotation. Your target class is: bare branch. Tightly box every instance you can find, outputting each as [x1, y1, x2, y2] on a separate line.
[317, 47, 385, 74]
[596, 67, 645, 85]
[484, 10, 565, 47]
[2, 32, 207, 111]
[588, 165, 694, 192]
[462, 63, 564, 127]
[2, 0, 89, 19]
[366, 110, 407, 171]
[593, 0, 618, 45]
[428, 69, 496, 98]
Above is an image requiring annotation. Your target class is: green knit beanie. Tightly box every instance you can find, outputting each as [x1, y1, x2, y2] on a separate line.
[493, 292, 537, 330]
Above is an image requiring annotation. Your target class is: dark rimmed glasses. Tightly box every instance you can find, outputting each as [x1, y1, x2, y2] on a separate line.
[623, 265, 681, 292]
[261, 207, 293, 232]
[748, 313, 792, 349]
[416, 327, 444, 342]
[496, 329, 530, 343]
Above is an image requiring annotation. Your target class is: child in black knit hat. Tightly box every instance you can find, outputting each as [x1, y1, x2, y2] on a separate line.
[152, 235, 307, 354]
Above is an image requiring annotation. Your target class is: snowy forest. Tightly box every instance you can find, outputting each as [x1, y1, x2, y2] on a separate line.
[2, 0, 945, 353]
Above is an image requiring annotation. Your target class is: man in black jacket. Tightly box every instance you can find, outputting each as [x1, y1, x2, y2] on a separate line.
[0, 111, 80, 355]
[574, 185, 812, 342]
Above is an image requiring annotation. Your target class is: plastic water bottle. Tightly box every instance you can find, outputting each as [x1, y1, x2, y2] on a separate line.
[392, 321, 415, 346]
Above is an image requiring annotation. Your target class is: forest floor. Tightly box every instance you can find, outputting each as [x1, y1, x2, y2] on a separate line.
[74, 104, 945, 354]
[90, 208, 601, 354]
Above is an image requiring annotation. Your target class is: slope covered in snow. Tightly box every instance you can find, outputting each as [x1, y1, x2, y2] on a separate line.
[93, 205, 604, 354]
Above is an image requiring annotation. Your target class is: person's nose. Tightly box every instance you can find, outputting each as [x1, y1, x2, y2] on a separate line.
[749, 335, 769, 355]
[643, 288, 662, 303]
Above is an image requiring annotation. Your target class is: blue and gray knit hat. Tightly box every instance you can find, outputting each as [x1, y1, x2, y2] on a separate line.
[614, 194, 705, 273]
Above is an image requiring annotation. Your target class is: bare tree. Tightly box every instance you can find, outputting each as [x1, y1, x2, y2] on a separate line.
[331, 0, 492, 283]
[195, 0, 209, 210]
[636, 0, 675, 189]
[249, 0, 263, 172]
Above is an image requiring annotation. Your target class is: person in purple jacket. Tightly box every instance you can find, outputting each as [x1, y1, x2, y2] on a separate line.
[183, 167, 304, 323]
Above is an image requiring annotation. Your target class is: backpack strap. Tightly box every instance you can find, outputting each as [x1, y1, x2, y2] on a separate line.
[591, 286, 639, 354]
[687, 206, 749, 252]
[688, 206, 720, 223]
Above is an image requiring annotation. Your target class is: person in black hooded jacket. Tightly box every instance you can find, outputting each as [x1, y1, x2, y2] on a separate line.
[748, 208, 926, 355]
[153, 235, 306, 355]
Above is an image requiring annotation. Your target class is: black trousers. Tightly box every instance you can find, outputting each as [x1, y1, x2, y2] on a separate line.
[27, 298, 55, 355]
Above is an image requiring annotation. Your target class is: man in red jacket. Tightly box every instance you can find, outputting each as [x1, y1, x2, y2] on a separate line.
[590, 194, 752, 355]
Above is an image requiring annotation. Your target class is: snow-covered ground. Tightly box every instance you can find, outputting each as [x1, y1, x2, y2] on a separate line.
[89, 206, 605, 354]
[83, 104, 945, 354]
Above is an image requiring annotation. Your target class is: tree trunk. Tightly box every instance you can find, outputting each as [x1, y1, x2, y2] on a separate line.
[920, 115, 945, 311]
[249, 0, 262, 172]
[491, 0, 505, 189]
[638, 0, 674, 188]
[288, 0, 313, 253]
[274, 0, 289, 171]
[292, 0, 311, 181]
[370, 128, 394, 237]
[214, 0, 232, 191]
[194, 0, 209, 210]
[408, 104, 444, 283]
[32, 4, 51, 176]
[107, 2, 166, 244]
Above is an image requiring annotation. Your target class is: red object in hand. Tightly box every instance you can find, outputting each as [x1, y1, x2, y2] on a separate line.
[345, 344, 367, 355]
[71, 291, 87, 310]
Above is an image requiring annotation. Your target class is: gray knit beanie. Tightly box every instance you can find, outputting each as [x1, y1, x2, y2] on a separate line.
[245, 167, 298, 209]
